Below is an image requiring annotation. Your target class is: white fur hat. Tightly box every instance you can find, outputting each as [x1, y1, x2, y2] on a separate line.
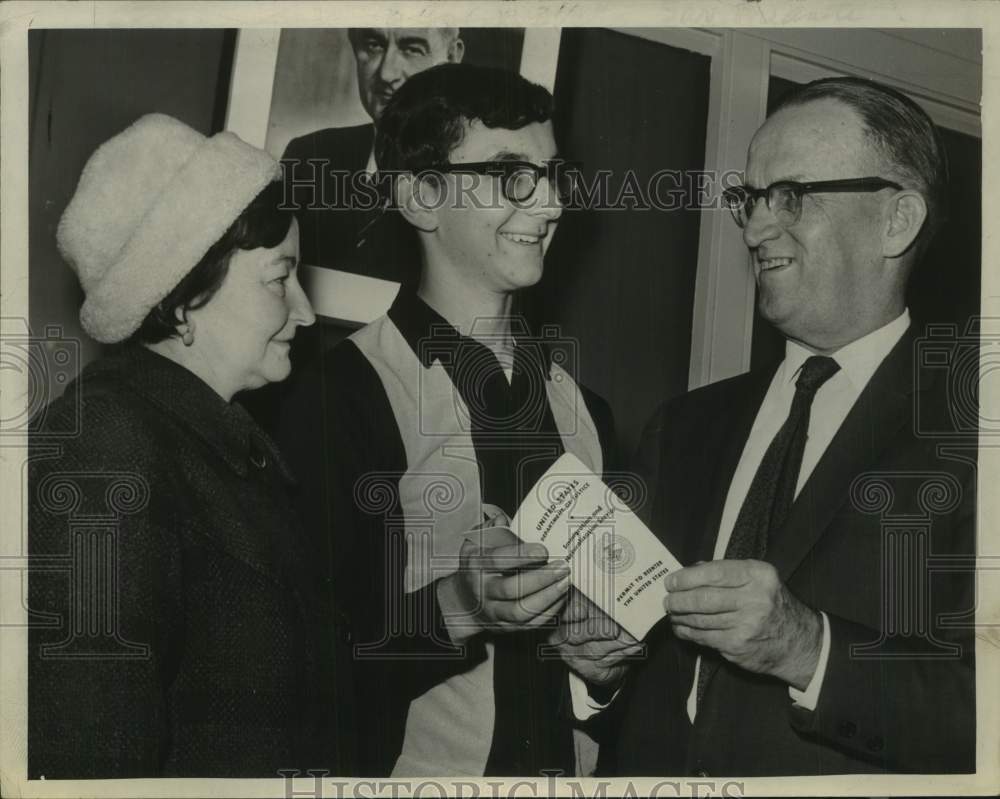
[57, 113, 281, 343]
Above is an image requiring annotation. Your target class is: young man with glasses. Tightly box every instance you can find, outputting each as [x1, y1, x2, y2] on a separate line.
[616, 76, 975, 775]
[315, 63, 635, 777]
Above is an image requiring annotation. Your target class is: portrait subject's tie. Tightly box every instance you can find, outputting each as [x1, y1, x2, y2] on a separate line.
[696, 355, 840, 706]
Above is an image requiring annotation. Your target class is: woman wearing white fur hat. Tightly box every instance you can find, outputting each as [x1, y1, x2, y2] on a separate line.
[28, 114, 353, 777]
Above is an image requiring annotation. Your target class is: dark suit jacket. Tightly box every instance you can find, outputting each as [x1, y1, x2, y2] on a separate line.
[29, 346, 354, 777]
[282, 123, 420, 284]
[614, 329, 976, 776]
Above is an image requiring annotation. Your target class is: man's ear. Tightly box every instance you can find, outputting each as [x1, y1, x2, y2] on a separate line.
[883, 190, 928, 259]
[396, 173, 440, 233]
[449, 38, 465, 63]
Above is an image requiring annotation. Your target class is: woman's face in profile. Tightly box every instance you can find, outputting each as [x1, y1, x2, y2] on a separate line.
[188, 218, 315, 395]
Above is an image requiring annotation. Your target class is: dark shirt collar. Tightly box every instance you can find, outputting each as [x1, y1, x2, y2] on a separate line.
[83, 345, 295, 482]
[387, 285, 553, 378]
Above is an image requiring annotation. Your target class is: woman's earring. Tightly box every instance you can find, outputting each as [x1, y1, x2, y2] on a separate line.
[179, 320, 194, 347]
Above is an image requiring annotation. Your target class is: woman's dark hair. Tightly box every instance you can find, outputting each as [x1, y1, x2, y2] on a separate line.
[132, 180, 294, 344]
[375, 63, 554, 173]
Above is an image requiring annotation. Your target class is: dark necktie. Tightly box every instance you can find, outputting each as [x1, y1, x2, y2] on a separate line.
[695, 355, 840, 706]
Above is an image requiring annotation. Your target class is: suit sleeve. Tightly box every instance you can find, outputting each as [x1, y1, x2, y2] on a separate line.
[281, 135, 318, 215]
[579, 384, 620, 478]
[281, 135, 302, 162]
[630, 396, 678, 531]
[321, 341, 487, 702]
[788, 469, 976, 773]
[28, 402, 182, 778]
[572, 389, 674, 763]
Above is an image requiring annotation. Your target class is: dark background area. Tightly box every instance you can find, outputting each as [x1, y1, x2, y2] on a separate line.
[525, 28, 710, 461]
[459, 27, 525, 70]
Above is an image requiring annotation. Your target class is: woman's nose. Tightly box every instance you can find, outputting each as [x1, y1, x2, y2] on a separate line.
[288, 277, 316, 328]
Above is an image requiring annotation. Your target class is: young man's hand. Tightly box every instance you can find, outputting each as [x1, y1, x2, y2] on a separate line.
[438, 513, 571, 641]
[548, 588, 643, 691]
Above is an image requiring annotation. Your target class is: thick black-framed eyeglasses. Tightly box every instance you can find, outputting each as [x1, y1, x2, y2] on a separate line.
[425, 159, 582, 204]
[722, 177, 903, 228]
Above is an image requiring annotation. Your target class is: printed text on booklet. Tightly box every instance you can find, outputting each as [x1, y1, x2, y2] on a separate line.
[510, 453, 682, 640]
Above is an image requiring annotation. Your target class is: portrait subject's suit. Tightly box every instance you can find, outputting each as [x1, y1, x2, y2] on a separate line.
[246, 125, 423, 436]
[614, 327, 975, 776]
[282, 123, 420, 284]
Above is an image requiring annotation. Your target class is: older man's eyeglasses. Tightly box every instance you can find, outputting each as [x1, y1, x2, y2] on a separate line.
[722, 177, 903, 228]
[427, 160, 581, 205]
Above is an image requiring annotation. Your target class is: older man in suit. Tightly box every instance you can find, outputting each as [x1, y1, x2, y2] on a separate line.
[614, 77, 976, 776]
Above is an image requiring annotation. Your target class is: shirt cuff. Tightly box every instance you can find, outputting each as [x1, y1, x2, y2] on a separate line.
[434, 574, 479, 644]
[568, 671, 619, 721]
[788, 611, 831, 711]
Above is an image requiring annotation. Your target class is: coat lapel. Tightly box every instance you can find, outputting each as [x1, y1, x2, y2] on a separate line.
[767, 331, 918, 582]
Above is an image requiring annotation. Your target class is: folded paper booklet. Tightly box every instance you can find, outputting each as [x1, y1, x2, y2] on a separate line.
[510, 452, 683, 640]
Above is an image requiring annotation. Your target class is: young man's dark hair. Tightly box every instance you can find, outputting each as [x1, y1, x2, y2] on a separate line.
[375, 63, 554, 173]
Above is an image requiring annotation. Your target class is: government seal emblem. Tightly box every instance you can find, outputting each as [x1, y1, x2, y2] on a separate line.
[595, 533, 636, 574]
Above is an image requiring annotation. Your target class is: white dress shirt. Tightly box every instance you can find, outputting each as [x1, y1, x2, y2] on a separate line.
[686, 309, 911, 722]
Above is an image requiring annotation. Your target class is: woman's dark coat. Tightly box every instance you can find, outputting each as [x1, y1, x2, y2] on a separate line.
[28, 345, 354, 778]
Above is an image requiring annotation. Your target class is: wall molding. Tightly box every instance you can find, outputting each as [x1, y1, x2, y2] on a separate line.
[224, 29, 281, 150]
